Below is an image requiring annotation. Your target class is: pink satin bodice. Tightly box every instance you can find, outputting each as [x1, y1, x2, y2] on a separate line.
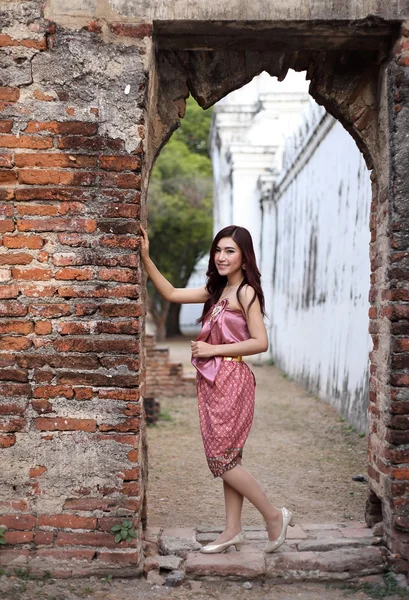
[192, 298, 250, 385]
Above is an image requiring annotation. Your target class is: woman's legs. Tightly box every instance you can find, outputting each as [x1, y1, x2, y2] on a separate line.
[212, 458, 244, 544]
[221, 463, 283, 541]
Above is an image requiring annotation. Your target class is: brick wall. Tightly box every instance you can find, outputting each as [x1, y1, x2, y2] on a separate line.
[366, 27, 409, 564]
[145, 334, 196, 399]
[0, 7, 150, 577]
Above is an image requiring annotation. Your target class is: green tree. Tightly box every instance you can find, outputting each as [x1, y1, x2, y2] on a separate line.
[147, 97, 213, 340]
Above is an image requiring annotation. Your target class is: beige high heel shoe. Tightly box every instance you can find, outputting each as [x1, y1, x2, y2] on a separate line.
[200, 530, 245, 554]
[264, 507, 294, 553]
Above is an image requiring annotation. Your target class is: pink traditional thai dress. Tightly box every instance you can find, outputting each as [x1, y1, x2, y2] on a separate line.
[192, 298, 256, 478]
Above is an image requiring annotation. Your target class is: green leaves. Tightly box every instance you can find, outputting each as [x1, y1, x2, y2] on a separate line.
[0, 526, 6, 544]
[110, 520, 137, 544]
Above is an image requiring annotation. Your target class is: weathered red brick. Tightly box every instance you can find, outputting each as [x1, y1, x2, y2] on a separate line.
[4, 531, 33, 544]
[35, 417, 96, 431]
[97, 235, 140, 250]
[100, 155, 141, 171]
[12, 267, 52, 280]
[56, 530, 134, 547]
[0, 219, 15, 233]
[95, 320, 140, 335]
[3, 234, 44, 249]
[100, 203, 140, 218]
[0, 368, 28, 382]
[0, 338, 32, 351]
[0, 170, 17, 185]
[109, 23, 152, 38]
[32, 89, 55, 102]
[0, 434, 16, 447]
[14, 153, 97, 168]
[57, 284, 138, 298]
[99, 268, 137, 283]
[0, 134, 53, 149]
[0, 400, 27, 415]
[96, 550, 139, 565]
[33, 385, 74, 399]
[19, 283, 57, 297]
[29, 303, 71, 317]
[16, 204, 59, 217]
[33, 530, 54, 545]
[0, 88, 20, 102]
[17, 218, 96, 232]
[35, 321, 52, 335]
[0, 252, 33, 265]
[25, 121, 98, 135]
[54, 337, 139, 354]
[0, 33, 46, 50]
[0, 300, 27, 316]
[0, 417, 25, 432]
[99, 303, 141, 317]
[121, 482, 140, 496]
[0, 120, 13, 133]
[0, 283, 19, 298]
[98, 389, 140, 401]
[31, 398, 53, 413]
[38, 515, 97, 529]
[55, 267, 94, 280]
[57, 136, 125, 152]
[0, 514, 36, 531]
[127, 449, 139, 462]
[0, 152, 13, 167]
[29, 466, 47, 477]
[99, 419, 140, 433]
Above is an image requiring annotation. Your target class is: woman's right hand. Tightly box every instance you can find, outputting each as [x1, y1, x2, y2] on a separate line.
[140, 225, 150, 262]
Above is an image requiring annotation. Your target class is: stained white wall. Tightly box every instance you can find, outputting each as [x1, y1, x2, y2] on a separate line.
[270, 109, 372, 431]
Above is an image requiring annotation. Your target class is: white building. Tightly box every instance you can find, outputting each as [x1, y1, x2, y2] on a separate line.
[181, 71, 372, 431]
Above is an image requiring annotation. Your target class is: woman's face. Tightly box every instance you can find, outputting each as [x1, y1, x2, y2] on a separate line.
[214, 237, 243, 278]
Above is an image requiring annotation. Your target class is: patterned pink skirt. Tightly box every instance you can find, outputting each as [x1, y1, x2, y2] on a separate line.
[196, 360, 256, 478]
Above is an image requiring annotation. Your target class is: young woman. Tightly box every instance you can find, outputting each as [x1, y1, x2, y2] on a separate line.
[140, 224, 294, 554]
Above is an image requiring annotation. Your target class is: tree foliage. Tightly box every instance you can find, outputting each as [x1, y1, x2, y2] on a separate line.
[147, 97, 213, 340]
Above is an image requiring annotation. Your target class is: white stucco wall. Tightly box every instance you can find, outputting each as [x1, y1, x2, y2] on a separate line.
[270, 109, 372, 431]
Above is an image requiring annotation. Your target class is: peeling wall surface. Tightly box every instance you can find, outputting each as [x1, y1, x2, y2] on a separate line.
[45, 0, 409, 23]
[270, 108, 372, 431]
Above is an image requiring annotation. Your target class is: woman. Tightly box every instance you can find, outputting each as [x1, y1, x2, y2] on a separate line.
[140, 224, 294, 554]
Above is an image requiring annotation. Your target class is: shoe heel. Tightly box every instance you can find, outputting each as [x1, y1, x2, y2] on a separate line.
[289, 516, 295, 527]
[234, 542, 242, 551]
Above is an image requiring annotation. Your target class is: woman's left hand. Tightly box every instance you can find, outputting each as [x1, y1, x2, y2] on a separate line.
[191, 340, 215, 358]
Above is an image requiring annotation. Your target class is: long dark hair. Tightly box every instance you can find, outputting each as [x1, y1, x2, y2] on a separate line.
[197, 225, 265, 324]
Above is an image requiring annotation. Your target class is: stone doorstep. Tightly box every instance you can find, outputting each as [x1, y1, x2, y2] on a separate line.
[184, 546, 387, 582]
[149, 523, 388, 583]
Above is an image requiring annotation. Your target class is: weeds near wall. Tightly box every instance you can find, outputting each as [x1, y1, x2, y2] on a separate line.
[111, 520, 137, 543]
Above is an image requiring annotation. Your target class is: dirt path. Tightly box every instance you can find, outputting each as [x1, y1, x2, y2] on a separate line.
[147, 338, 368, 529]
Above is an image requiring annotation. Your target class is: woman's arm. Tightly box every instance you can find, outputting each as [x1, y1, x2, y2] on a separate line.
[191, 285, 268, 358]
[140, 226, 210, 304]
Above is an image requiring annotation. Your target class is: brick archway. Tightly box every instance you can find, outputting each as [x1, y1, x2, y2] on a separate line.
[0, 2, 408, 576]
[148, 20, 409, 566]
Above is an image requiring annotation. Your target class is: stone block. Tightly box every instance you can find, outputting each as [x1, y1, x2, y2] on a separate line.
[144, 526, 161, 543]
[297, 537, 376, 552]
[157, 555, 183, 570]
[265, 547, 385, 581]
[340, 526, 373, 538]
[301, 523, 345, 530]
[185, 546, 265, 579]
[159, 527, 201, 556]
